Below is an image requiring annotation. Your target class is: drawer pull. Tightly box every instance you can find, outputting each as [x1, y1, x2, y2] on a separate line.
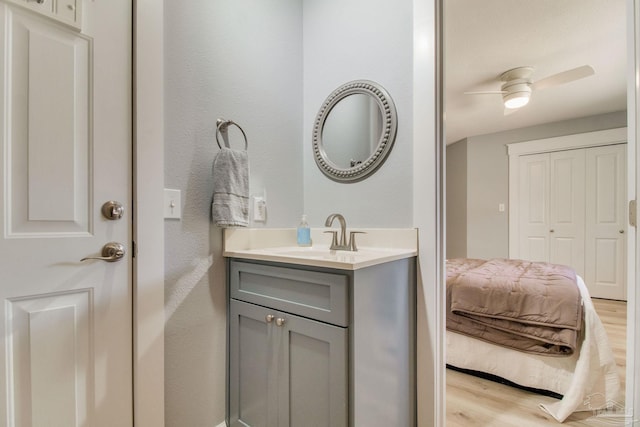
[265, 314, 275, 323]
[275, 318, 286, 327]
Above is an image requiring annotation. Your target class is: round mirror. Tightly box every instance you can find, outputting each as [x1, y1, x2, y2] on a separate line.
[312, 80, 397, 182]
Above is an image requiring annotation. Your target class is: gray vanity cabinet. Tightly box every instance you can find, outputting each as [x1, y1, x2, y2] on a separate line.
[227, 257, 416, 427]
[228, 261, 349, 427]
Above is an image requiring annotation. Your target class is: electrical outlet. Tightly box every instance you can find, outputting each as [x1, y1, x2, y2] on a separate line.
[253, 196, 266, 221]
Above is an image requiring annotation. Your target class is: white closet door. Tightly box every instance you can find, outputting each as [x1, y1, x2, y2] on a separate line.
[585, 144, 627, 300]
[549, 149, 586, 278]
[517, 149, 586, 279]
[518, 153, 550, 263]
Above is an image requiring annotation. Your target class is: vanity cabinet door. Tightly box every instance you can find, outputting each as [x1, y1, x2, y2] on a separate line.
[229, 300, 279, 427]
[278, 313, 348, 427]
[229, 299, 348, 427]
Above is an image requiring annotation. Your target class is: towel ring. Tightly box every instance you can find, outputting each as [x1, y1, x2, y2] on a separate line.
[216, 118, 248, 150]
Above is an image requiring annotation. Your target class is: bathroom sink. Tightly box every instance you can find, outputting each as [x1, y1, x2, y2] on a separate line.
[269, 247, 340, 258]
[268, 246, 393, 258]
[222, 228, 418, 270]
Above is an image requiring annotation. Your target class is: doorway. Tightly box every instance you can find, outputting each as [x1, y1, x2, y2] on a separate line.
[442, 0, 636, 425]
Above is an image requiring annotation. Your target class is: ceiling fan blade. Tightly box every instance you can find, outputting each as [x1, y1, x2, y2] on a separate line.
[532, 65, 595, 90]
[463, 90, 507, 95]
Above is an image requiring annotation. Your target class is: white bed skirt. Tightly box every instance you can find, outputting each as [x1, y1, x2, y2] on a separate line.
[446, 276, 620, 422]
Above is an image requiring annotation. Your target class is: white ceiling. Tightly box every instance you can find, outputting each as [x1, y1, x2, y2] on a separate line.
[444, 0, 627, 144]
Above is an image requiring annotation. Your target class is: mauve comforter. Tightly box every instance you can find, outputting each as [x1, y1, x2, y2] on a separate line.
[446, 258, 583, 356]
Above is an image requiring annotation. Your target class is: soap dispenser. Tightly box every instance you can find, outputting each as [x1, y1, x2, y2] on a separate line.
[297, 214, 312, 247]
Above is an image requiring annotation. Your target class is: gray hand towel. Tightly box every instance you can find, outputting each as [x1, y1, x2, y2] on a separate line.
[211, 147, 249, 227]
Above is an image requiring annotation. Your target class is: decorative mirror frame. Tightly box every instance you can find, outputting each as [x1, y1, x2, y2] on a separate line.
[312, 80, 398, 182]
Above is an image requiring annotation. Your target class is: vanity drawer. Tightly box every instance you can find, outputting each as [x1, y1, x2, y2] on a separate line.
[229, 260, 349, 327]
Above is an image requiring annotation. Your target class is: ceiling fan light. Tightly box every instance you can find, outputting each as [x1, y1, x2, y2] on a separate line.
[503, 91, 531, 109]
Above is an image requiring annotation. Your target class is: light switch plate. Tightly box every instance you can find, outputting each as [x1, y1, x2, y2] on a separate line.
[164, 188, 181, 219]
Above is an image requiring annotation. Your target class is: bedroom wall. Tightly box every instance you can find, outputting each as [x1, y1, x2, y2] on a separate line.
[447, 110, 627, 259]
[446, 139, 467, 258]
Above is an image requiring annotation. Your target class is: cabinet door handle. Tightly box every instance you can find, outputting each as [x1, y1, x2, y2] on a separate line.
[265, 314, 275, 323]
[275, 318, 286, 327]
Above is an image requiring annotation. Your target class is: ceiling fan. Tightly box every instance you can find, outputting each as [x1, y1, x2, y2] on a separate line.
[464, 65, 595, 112]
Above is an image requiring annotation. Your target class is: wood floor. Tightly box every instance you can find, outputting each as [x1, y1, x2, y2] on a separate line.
[446, 298, 627, 426]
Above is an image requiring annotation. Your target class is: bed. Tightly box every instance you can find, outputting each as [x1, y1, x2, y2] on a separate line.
[446, 258, 620, 422]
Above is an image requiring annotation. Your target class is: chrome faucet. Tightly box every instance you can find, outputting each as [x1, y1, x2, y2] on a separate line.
[324, 213, 364, 251]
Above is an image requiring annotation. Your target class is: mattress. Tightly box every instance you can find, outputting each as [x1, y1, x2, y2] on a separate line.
[446, 275, 620, 422]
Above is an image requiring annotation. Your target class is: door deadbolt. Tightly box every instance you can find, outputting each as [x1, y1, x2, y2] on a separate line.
[102, 201, 124, 220]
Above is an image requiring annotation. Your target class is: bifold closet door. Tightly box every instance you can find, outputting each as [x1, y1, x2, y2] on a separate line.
[518, 153, 551, 263]
[585, 144, 627, 300]
[548, 149, 586, 278]
[517, 149, 586, 279]
[517, 144, 627, 300]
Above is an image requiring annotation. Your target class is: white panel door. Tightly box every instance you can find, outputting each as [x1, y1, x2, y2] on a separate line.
[518, 153, 550, 262]
[549, 149, 586, 278]
[585, 144, 627, 300]
[0, 2, 132, 426]
[518, 150, 586, 277]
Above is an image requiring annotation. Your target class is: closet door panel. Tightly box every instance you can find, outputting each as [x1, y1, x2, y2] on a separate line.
[585, 144, 626, 300]
[518, 153, 550, 262]
[549, 150, 585, 277]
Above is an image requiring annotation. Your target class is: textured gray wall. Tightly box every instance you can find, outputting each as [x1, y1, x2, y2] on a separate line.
[163, 1, 303, 425]
[302, 0, 414, 228]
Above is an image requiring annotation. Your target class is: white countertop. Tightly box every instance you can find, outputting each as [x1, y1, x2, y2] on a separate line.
[223, 228, 418, 270]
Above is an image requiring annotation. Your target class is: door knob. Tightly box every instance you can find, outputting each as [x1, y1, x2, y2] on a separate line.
[275, 318, 286, 327]
[265, 314, 275, 323]
[81, 242, 126, 262]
